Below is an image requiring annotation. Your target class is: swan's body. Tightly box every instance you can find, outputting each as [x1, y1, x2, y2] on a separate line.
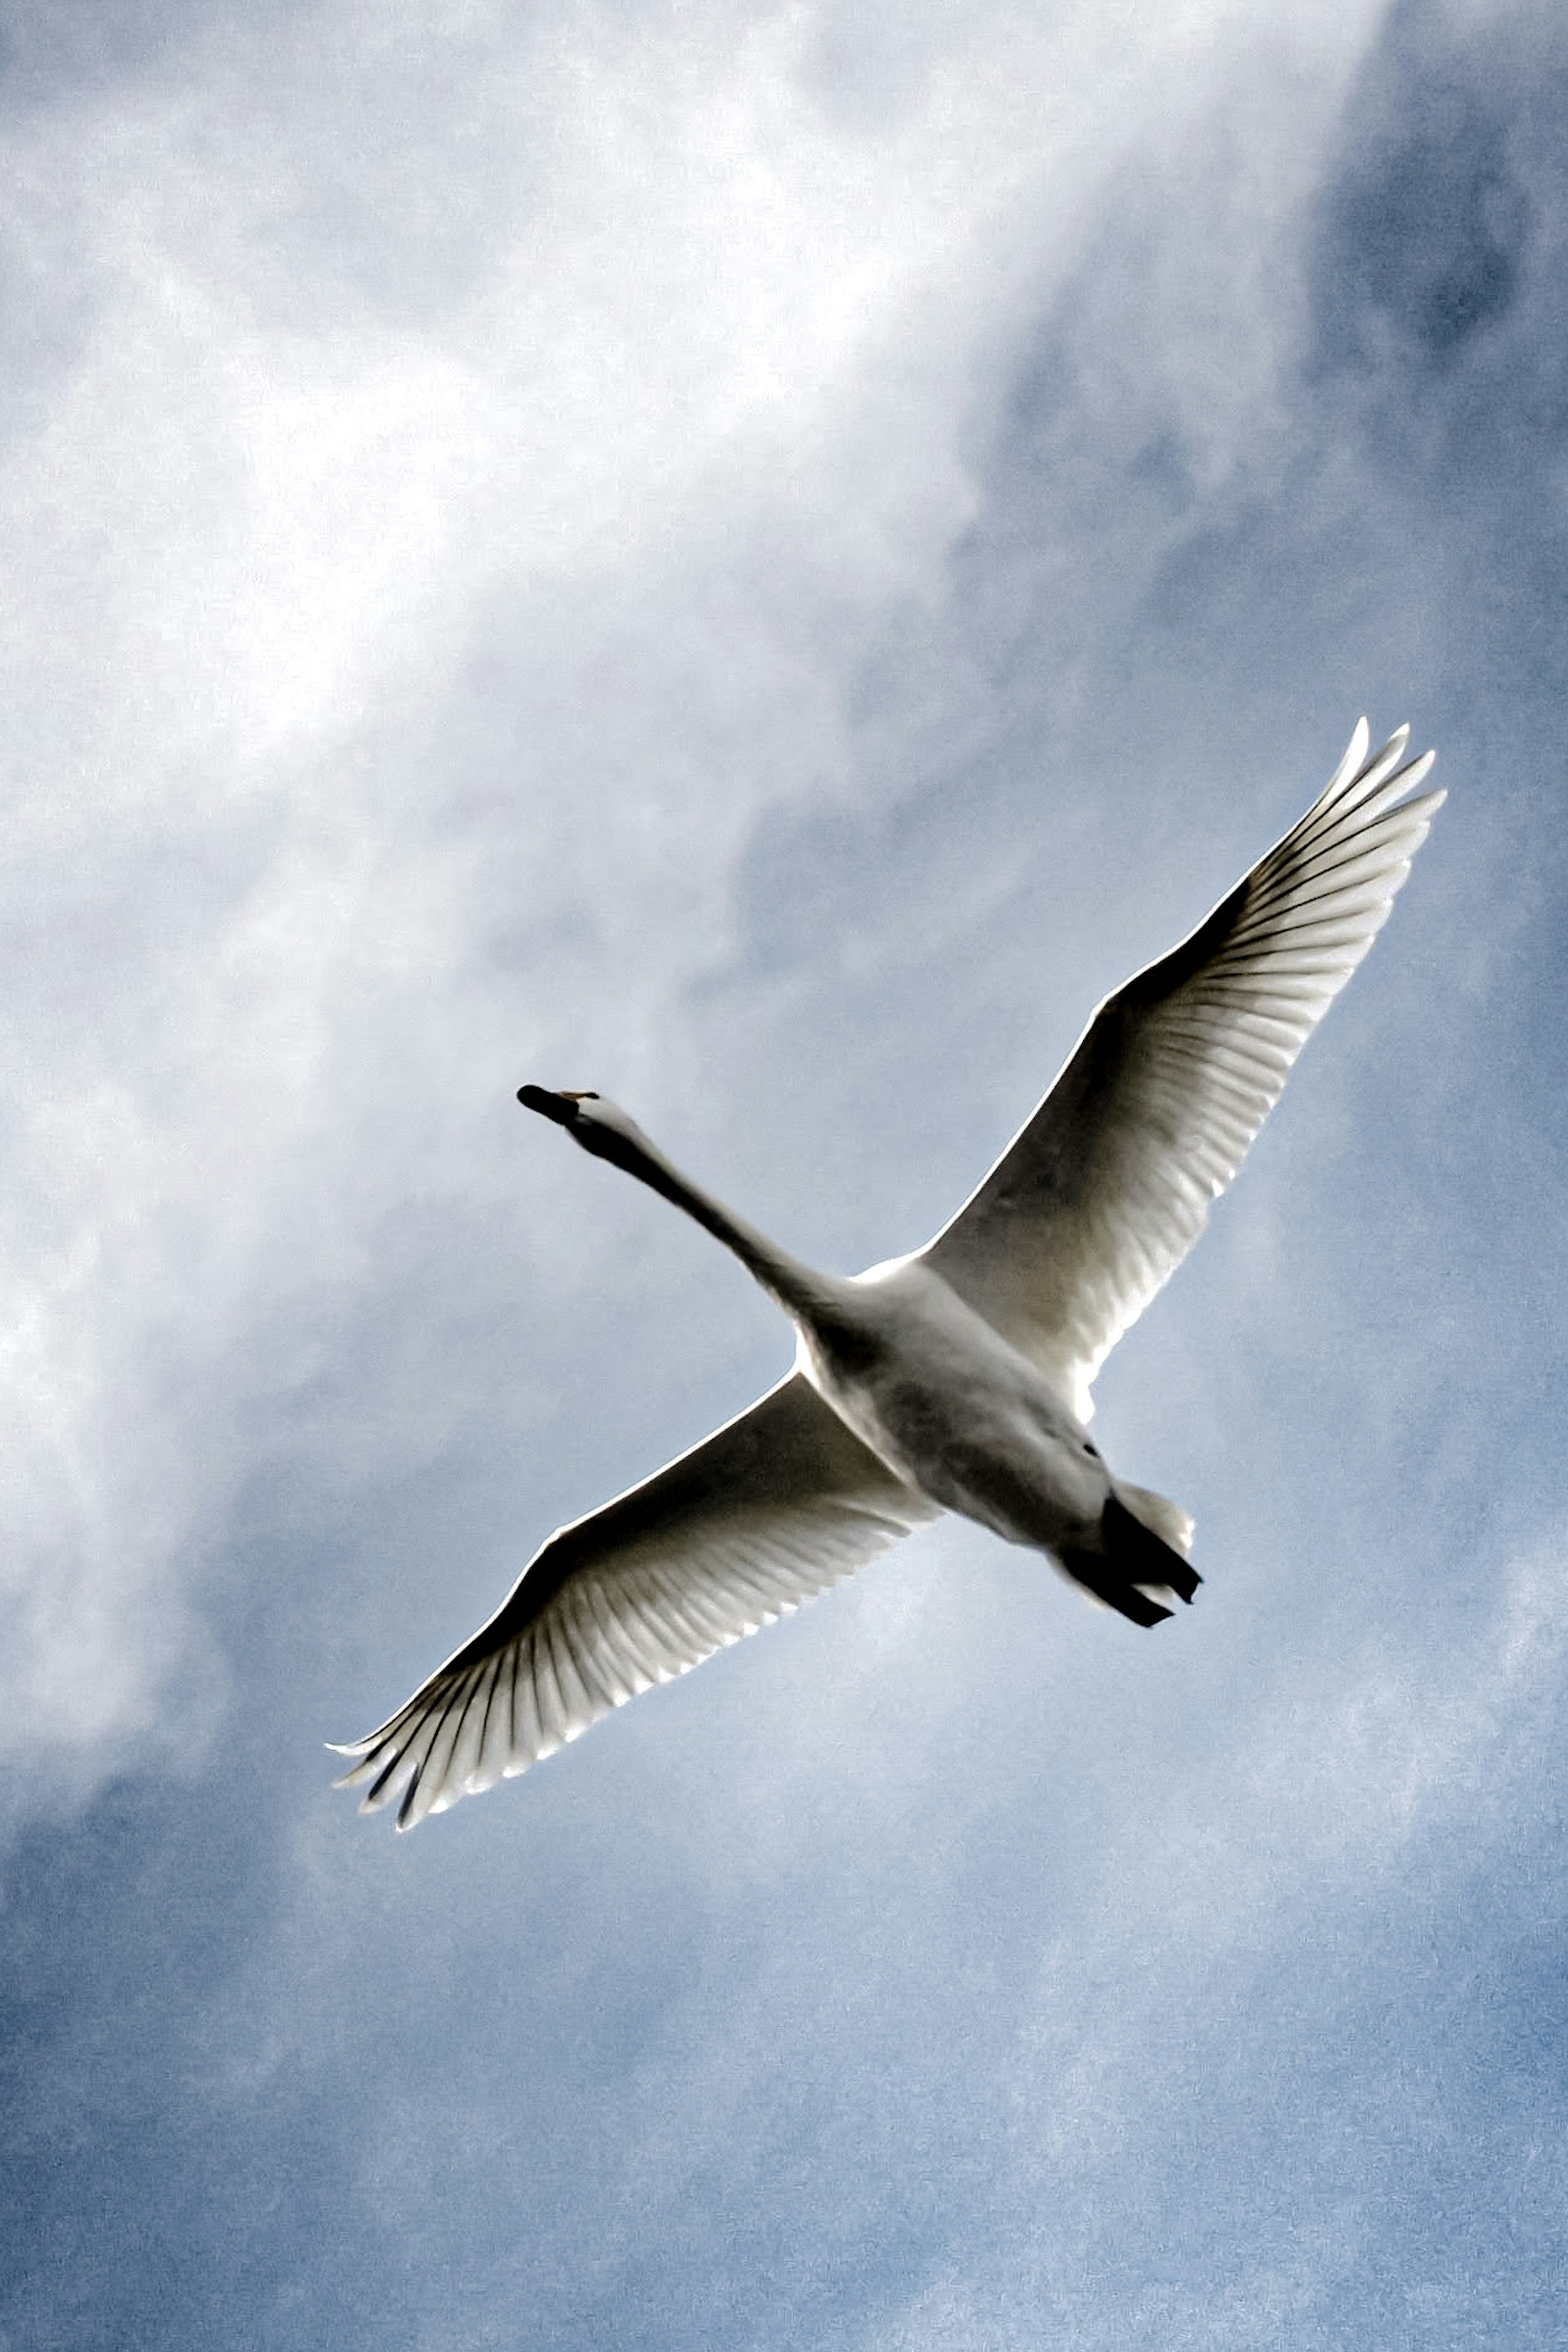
[793, 1254, 1188, 1617]
[801, 1256, 1111, 1556]
[334, 719, 1441, 1826]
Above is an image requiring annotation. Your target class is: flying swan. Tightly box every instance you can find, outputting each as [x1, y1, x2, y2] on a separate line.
[334, 719, 1441, 1827]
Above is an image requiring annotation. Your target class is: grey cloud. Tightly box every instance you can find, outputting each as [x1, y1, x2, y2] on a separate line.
[4, 0, 1348, 1802]
[5, 1, 1568, 2348]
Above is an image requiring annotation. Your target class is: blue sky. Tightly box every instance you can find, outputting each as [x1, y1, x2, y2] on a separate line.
[3, 0, 1566, 2344]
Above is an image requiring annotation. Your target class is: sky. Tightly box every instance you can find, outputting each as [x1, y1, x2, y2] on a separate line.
[2, 0, 1566, 2343]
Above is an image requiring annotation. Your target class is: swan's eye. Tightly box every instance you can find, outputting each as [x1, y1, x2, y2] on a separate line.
[1083, 1441, 1099, 1458]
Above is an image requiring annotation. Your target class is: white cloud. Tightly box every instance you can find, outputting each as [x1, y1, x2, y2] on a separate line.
[0, 0, 1396, 1810]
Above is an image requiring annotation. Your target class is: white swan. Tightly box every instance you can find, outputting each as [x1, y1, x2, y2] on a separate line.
[334, 719, 1441, 1827]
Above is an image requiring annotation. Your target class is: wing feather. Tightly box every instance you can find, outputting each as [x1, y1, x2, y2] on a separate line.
[333, 1372, 937, 1825]
[921, 722, 1442, 1417]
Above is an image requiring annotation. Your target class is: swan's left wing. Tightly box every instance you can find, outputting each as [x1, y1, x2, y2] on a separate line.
[920, 721, 1443, 1418]
[332, 1372, 937, 1828]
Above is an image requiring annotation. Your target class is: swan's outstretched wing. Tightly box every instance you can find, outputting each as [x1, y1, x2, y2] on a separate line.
[921, 721, 1443, 1419]
[332, 1373, 936, 1827]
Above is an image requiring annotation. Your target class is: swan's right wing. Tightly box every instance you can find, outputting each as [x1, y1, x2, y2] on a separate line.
[921, 721, 1443, 1417]
[332, 1372, 938, 1828]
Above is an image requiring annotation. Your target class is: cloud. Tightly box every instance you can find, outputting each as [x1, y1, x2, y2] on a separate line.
[0, 0, 1393, 1811]
[7, 5, 1568, 2348]
[848, 1531, 1568, 2351]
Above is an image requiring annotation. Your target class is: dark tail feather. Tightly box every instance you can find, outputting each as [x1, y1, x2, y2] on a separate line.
[1062, 1493, 1202, 1628]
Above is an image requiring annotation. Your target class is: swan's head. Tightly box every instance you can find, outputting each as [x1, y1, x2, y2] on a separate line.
[517, 1086, 659, 1174]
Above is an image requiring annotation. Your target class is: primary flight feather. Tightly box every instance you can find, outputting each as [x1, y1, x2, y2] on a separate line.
[334, 719, 1441, 1827]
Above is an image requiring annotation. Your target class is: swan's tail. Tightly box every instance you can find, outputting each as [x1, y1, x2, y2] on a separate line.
[1061, 1487, 1200, 1627]
[1115, 1480, 1195, 1563]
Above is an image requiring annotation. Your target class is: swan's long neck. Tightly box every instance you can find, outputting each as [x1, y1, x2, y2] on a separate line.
[589, 1125, 836, 1324]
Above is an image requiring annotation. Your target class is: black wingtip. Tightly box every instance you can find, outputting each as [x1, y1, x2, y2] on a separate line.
[518, 1085, 581, 1126]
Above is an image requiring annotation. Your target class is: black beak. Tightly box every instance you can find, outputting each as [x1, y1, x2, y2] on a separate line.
[517, 1085, 581, 1127]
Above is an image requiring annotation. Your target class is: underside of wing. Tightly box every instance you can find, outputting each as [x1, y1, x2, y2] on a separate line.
[921, 720, 1443, 1415]
[332, 1373, 938, 1827]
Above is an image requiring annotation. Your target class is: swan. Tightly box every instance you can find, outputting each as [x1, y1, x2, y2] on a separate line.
[334, 719, 1441, 1827]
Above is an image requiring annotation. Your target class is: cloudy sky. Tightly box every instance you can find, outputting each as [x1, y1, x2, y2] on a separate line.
[4, 0, 1566, 2342]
